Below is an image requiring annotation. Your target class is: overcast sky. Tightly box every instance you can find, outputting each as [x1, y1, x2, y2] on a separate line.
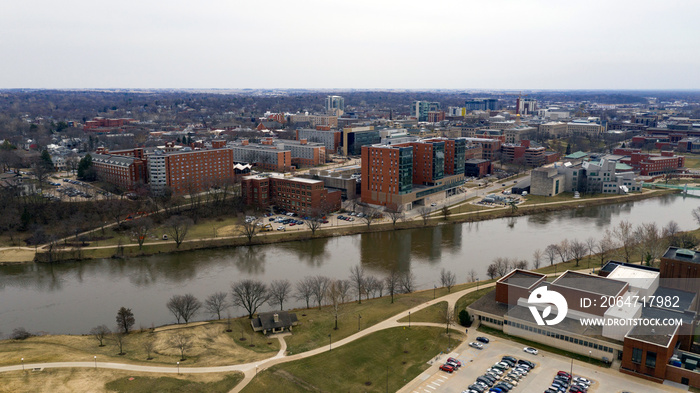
[2, 0, 699, 90]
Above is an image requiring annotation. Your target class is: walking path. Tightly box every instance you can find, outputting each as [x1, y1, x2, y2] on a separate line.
[0, 269, 593, 392]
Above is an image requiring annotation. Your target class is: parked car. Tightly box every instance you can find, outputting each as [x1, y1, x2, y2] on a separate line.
[277, 226, 286, 231]
[476, 336, 490, 344]
[439, 364, 454, 373]
[447, 357, 462, 367]
[523, 347, 538, 355]
[469, 342, 484, 349]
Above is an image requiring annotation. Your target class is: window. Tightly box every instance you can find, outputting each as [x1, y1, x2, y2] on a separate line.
[631, 348, 643, 364]
[645, 351, 656, 368]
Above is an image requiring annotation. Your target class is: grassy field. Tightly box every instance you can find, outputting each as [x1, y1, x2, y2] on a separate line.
[0, 320, 279, 368]
[397, 302, 447, 323]
[0, 369, 243, 393]
[242, 326, 463, 393]
[477, 325, 611, 368]
[283, 288, 454, 355]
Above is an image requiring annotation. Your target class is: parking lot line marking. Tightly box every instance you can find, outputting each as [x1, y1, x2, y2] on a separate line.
[426, 385, 436, 390]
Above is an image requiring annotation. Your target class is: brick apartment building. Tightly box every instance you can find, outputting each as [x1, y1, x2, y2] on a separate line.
[232, 140, 292, 172]
[361, 138, 466, 208]
[241, 174, 341, 214]
[271, 139, 326, 167]
[296, 128, 342, 154]
[91, 152, 147, 191]
[614, 149, 685, 176]
[463, 137, 501, 160]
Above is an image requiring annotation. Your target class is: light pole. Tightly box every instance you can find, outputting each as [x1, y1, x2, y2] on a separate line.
[408, 311, 411, 328]
[177, 361, 180, 375]
[256, 365, 258, 376]
[476, 278, 479, 291]
[358, 314, 362, 331]
[21, 358, 24, 371]
[589, 350, 591, 364]
[328, 333, 332, 351]
[434, 285, 436, 299]
[94, 356, 97, 369]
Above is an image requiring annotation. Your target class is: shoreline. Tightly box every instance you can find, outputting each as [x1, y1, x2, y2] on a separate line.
[20, 188, 677, 264]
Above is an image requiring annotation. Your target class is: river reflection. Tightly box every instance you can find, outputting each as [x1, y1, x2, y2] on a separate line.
[0, 194, 698, 335]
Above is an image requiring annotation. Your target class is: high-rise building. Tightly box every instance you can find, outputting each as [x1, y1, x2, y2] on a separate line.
[516, 98, 537, 115]
[464, 98, 499, 111]
[325, 95, 345, 112]
[342, 126, 381, 156]
[412, 101, 441, 121]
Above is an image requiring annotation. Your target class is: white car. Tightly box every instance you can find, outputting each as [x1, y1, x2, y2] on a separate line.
[523, 347, 538, 355]
[469, 342, 484, 349]
[277, 226, 286, 231]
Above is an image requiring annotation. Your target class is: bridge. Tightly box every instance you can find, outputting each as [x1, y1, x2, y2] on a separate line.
[643, 183, 700, 198]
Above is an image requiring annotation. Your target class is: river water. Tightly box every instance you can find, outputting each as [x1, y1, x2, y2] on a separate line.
[0, 194, 697, 335]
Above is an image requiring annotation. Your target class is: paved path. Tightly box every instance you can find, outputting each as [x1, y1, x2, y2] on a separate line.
[0, 269, 594, 392]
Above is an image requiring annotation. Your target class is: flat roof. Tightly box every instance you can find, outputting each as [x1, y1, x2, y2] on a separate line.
[565, 151, 588, 159]
[663, 247, 700, 264]
[607, 265, 659, 290]
[467, 290, 508, 318]
[505, 305, 616, 344]
[652, 287, 697, 312]
[498, 270, 545, 289]
[551, 271, 627, 297]
[625, 307, 683, 347]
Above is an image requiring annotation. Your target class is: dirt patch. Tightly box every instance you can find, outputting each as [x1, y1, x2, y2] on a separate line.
[0, 248, 35, 263]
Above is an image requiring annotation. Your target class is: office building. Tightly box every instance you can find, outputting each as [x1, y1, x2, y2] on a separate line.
[342, 126, 381, 156]
[412, 101, 441, 121]
[325, 95, 344, 112]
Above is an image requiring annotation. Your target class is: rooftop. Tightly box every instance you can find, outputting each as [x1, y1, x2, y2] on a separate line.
[565, 151, 588, 159]
[498, 270, 545, 289]
[467, 290, 508, 318]
[663, 247, 700, 264]
[607, 265, 659, 290]
[551, 271, 628, 297]
[625, 307, 682, 347]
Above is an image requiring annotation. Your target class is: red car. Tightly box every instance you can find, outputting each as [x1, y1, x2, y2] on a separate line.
[557, 371, 572, 379]
[439, 364, 455, 373]
[447, 357, 462, 367]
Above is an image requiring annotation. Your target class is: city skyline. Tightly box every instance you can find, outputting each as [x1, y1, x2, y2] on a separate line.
[2, 0, 700, 90]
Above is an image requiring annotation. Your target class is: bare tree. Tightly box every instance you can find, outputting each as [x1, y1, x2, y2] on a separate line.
[487, 263, 499, 279]
[295, 276, 314, 309]
[399, 272, 416, 293]
[385, 203, 404, 229]
[115, 307, 135, 334]
[555, 239, 570, 263]
[441, 206, 451, 220]
[442, 305, 455, 334]
[170, 332, 193, 361]
[585, 237, 597, 265]
[168, 294, 201, 324]
[349, 265, 365, 304]
[364, 276, 382, 299]
[544, 244, 558, 266]
[692, 207, 700, 227]
[663, 220, 681, 244]
[310, 275, 330, 310]
[440, 268, 457, 293]
[204, 292, 229, 320]
[467, 268, 478, 283]
[143, 338, 155, 360]
[569, 239, 587, 267]
[532, 249, 542, 269]
[514, 259, 529, 270]
[113, 333, 127, 355]
[326, 279, 349, 330]
[239, 215, 260, 244]
[595, 235, 616, 266]
[231, 279, 269, 318]
[131, 217, 153, 250]
[164, 215, 194, 248]
[360, 206, 379, 229]
[418, 206, 432, 226]
[635, 222, 664, 266]
[304, 209, 325, 235]
[385, 270, 400, 303]
[613, 220, 636, 262]
[90, 325, 110, 347]
[268, 279, 292, 311]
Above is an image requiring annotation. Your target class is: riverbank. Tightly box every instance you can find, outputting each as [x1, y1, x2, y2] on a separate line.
[23, 188, 676, 264]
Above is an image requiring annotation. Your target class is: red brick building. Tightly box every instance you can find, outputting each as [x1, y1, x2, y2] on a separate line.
[241, 174, 341, 214]
[620, 151, 685, 176]
[90, 152, 147, 191]
[83, 117, 136, 130]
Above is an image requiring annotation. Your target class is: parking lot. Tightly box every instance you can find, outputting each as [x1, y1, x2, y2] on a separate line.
[400, 331, 684, 393]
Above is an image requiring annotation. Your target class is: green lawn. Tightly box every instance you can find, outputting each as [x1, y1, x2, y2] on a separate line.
[242, 327, 463, 393]
[105, 373, 243, 393]
[398, 301, 447, 323]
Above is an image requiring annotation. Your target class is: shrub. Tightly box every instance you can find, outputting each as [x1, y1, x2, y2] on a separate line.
[11, 327, 31, 340]
[458, 310, 471, 327]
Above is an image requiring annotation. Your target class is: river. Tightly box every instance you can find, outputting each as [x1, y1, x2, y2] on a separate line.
[0, 193, 697, 336]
